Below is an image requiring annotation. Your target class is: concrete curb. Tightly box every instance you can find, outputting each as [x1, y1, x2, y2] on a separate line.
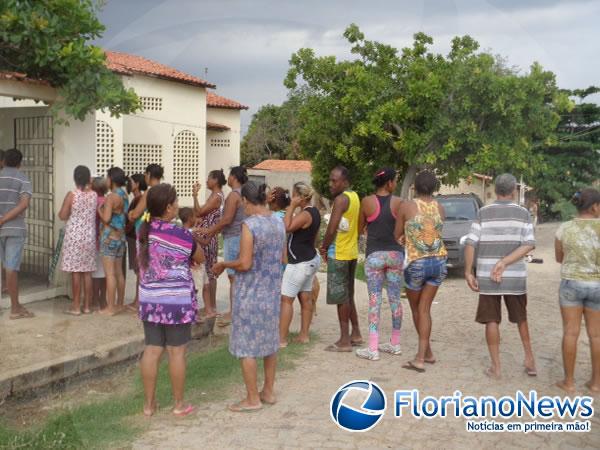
[0, 319, 215, 402]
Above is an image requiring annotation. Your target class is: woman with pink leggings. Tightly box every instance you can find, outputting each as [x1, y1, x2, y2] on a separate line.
[355, 168, 405, 361]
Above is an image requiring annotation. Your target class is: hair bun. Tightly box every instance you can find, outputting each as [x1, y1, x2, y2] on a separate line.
[258, 183, 268, 203]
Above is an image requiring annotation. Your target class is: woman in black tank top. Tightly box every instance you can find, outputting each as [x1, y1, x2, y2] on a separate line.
[355, 168, 405, 362]
[279, 182, 322, 347]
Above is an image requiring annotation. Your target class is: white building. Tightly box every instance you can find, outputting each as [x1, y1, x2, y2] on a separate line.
[0, 52, 247, 301]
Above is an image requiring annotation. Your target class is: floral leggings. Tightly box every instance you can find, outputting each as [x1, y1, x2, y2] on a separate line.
[365, 251, 404, 352]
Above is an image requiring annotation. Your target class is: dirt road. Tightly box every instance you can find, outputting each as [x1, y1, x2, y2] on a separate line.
[132, 223, 599, 449]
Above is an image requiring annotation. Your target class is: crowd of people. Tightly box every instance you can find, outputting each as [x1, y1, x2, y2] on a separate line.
[0, 147, 599, 416]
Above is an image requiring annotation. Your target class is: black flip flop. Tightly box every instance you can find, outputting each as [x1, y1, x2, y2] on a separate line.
[402, 361, 426, 373]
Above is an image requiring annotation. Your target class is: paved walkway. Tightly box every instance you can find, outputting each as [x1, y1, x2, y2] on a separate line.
[132, 224, 599, 449]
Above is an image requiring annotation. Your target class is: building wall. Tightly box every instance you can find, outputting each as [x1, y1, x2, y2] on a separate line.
[205, 108, 241, 197]
[438, 178, 495, 204]
[96, 75, 208, 206]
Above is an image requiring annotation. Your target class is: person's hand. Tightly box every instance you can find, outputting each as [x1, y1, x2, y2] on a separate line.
[212, 262, 225, 277]
[319, 246, 328, 263]
[0, 216, 4, 227]
[465, 273, 479, 292]
[290, 195, 302, 208]
[192, 182, 201, 198]
[491, 260, 506, 283]
[397, 234, 406, 245]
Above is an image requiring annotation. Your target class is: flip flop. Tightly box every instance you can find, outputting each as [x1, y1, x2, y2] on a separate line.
[402, 361, 426, 373]
[525, 367, 537, 377]
[324, 343, 353, 352]
[172, 405, 196, 417]
[63, 310, 81, 316]
[229, 402, 262, 412]
[424, 358, 437, 365]
[484, 368, 501, 379]
[9, 310, 35, 320]
[351, 340, 364, 347]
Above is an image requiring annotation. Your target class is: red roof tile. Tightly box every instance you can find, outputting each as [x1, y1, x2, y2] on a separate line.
[105, 51, 215, 89]
[207, 121, 230, 131]
[207, 91, 248, 110]
[253, 160, 312, 173]
[0, 71, 49, 86]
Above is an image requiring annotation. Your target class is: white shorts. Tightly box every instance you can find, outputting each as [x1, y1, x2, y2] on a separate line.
[281, 254, 320, 298]
[192, 264, 207, 291]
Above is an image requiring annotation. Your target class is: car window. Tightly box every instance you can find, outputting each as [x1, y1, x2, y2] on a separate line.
[436, 198, 477, 221]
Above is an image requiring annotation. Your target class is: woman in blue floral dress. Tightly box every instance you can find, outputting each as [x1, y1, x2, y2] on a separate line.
[213, 181, 286, 412]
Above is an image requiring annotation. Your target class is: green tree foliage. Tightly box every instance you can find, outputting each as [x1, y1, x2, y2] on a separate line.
[0, 0, 139, 120]
[285, 24, 568, 198]
[530, 87, 600, 220]
[240, 89, 308, 167]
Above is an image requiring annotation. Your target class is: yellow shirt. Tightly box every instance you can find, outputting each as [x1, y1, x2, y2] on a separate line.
[328, 191, 360, 261]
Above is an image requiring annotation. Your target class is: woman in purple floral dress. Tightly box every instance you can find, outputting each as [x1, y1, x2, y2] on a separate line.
[213, 181, 286, 412]
[137, 183, 205, 417]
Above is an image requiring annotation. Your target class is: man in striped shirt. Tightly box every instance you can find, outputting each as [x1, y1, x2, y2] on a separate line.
[464, 173, 536, 379]
[0, 148, 34, 319]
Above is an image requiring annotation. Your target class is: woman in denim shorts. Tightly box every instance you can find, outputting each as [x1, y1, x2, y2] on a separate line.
[555, 188, 600, 394]
[394, 170, 447, 373]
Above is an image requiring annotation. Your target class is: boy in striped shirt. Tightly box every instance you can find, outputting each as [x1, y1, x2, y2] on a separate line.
[464, 173, 537, 379]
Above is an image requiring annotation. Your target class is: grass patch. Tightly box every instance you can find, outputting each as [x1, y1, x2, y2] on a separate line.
[0, 335, 313, 449]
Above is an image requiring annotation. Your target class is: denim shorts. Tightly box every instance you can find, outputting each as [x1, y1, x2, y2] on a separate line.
[0, 235, 26, 271]
[100, 237, 126, 259]
[404, 256, 447, 291]
[559, 279, 600, 311]
[282, 254, 320, 298]
[223, 235, 241, 276]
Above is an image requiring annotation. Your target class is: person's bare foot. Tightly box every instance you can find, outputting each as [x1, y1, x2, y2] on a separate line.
[98, 308, 117, 316]
[143, 400, 158, 417]
[228, 399, 262, 412]
[293, 335, 310, 344]
[484, 367, 501, 379]
[585, 381, 600, 394]
[350, 332, 363, 345]
[524, 358, 537, 376]
[555, 380, 576, 394]
[259, 391, 276, 405]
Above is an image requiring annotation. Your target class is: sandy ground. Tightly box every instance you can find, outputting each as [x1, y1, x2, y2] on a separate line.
[131, 223, 599, 449]
[0, 273, 231, 376]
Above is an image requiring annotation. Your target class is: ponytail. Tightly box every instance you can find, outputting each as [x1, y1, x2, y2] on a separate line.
[138, 221, 151, 271]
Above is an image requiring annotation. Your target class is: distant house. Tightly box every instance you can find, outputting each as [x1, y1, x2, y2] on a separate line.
[437, 173, 531, 205]
[0, 51, 246, 300]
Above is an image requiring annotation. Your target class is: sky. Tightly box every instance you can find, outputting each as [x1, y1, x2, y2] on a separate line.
[96, 0, 600, 133]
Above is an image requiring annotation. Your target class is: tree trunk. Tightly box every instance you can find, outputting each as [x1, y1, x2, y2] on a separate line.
[400, 165, 418, 199]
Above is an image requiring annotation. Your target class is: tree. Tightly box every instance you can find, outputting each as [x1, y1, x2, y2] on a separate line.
[285, 24, 569, 198]
[530, 87, 600, 220]
[0, 0, 139, 120]
[241, 89, 307, 167]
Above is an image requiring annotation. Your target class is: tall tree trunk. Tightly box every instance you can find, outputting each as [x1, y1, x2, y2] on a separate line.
[400, 165, 418, 199]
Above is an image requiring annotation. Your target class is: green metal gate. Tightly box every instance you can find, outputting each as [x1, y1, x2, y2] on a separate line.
[14, 116, 54, 276]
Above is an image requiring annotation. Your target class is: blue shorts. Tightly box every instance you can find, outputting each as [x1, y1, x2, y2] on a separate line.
[100, 237, 126, 259]
[404, 256, 447, 291]
[223, 235, 241, 276]
[559, 279, 600, 311]
[0, 236, 26, 271]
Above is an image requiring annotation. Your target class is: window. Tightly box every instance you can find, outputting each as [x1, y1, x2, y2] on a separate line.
[95, 120, 115, 176]
[173, 130, 199, 197]
[248, 175, 266, 186]
[139, 96, 163, 111]
[210, 138, 230, 149]
[123, 144, 162, 176]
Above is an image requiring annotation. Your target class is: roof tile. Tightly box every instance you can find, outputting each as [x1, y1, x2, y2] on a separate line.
[105, 51, 216, 89]
[207, 91, 248, 110]
[253, 160, 312, 172]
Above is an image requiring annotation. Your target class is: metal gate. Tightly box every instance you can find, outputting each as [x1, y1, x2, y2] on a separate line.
[14, 116, 54, 276]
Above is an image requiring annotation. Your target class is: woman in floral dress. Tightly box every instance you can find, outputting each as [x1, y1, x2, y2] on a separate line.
[213, 181, 286, 412]
[59, 165, 97, 315]
[192, 169, 226, 319]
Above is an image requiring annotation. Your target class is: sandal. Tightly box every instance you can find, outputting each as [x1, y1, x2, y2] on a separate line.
[172, 405, 196, 417]
[63, 310, 81, 316]
[228, 402, 262, 412]
[324, 343, 352, 352]
[9, 310, 35, 320]
[402, 361, 426, 373]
